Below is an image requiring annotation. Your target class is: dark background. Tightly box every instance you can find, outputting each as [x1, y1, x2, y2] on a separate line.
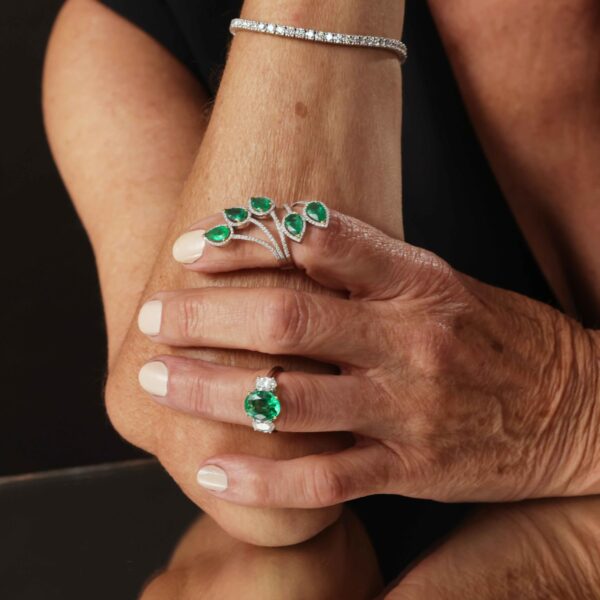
[1, 1, 140, 476]
[0, 1, 556, 480]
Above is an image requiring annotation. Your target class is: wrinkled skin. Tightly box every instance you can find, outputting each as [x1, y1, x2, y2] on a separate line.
[138, 210, 600, 508]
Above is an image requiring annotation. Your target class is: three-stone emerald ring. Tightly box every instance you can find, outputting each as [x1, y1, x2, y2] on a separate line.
[203, 197, 330, 266]
[244, 366, 284, 433]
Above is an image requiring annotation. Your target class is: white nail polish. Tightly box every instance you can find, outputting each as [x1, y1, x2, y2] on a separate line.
[172, 230, 206, 264]
[137, 300, 163, 335]
[197, 465, 228, 492]
[138, 361, 169, 397]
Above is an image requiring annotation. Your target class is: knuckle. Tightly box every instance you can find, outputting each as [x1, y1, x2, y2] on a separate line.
[175, 294, 203, 341]
[279, 376, 318, 431]
[261, 290, 310, 352]
[181, 370, 210, 416]
[410, 317, 459, 379]
[307, 463, 348, 507]
[246, 470, 272, 505]
[302, 211, 350, 269]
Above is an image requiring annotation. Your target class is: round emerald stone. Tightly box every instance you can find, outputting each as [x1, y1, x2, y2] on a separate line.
[224, 207, 249, 223]
[205, 225, 231, 244]
[306, 201, 328, 223]
[244, 390, 281, 421]
[250, 196, 273, 214]
[284, 213, 305, 238]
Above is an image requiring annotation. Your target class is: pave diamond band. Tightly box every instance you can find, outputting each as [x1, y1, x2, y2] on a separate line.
[230, 18, 407, 64]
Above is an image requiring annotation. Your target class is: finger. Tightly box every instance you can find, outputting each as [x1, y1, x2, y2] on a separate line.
[138, 356, 374, 433]
[172, 207, 446, 299]
[138, 287, 383, 366]
[194, 441, 396, 508]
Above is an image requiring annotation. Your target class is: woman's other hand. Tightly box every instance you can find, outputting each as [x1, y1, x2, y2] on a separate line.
[137, 209, 600, 507]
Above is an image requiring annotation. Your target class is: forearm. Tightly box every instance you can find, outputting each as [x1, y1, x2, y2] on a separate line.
[171, 1, 405, 239]
[388, 497, 600, 599]
[429, 0, 600, 323]
[108, 0, 405, 546]
[43, 0, 209, 363]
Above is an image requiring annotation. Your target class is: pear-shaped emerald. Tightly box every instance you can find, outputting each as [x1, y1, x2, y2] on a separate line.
[224, 207, 249, 224]
[283, 213, 306, 241]
[249, 196, 273, 215]
[306, 201, 328, 225]
[205, 225, 231, 244]
[244, 390, 281, 421]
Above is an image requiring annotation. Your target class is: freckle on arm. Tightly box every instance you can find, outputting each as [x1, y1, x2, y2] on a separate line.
[295, 101, 308, 118]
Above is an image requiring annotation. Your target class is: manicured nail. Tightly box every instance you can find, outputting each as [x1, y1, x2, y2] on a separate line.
[138, 361, 169, 397]
[172, 229, 206, 264]
[137, 300, 163, 335]
[197, 465, 228, 492]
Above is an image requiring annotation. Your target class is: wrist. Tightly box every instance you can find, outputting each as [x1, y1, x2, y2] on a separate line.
[196, 7, 404, 237]
[578, 329, 600, 494]
[556, 323, 600, 496]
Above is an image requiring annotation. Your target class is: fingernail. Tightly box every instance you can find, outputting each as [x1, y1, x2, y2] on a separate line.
[138, 361, 169, 397]
[197, 465, 228, 492]
[137, 300, 163, 335]
[172, 229, 206, 264]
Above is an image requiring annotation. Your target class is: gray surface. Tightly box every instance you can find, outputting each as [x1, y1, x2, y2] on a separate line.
[0, 460, 199, 600]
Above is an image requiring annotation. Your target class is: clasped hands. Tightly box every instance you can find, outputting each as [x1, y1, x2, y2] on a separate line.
[136, 207, 599, 509]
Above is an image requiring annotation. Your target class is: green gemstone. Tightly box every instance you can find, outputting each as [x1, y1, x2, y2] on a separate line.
[250, 196, 273, 214]
[205, 225, 231, 244]
[244, 390, 281, 421]
[306, 201, 328, 224]
[224, 207, 249, 223]
[284, 213, 305, 239]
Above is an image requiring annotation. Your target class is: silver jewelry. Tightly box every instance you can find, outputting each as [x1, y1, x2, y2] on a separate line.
[203, 198, 330, 265]
[244, 366, 284, 433]
[230, 18, 407, 64]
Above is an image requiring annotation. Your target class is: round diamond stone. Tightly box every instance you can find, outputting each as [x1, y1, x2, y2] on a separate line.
[245, 390, 281, 421]
[252, 417, 275, 434]
[256, 376, 277, 392]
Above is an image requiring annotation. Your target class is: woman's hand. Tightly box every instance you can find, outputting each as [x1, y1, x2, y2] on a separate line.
[137, 209, 600, 507]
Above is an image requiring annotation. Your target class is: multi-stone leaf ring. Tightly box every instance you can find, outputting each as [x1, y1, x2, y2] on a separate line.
[203, 197, 330, 265]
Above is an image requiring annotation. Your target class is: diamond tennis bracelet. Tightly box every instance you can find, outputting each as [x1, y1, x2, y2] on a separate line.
[230, 18, 407, 64]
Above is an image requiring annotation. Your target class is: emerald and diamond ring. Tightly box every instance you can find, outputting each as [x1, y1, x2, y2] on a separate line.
[203, 197, 329, 263]
[244, 366, 284, 433]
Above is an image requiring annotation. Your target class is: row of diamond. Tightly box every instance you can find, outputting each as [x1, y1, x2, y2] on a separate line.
[230, 18, 407, 63]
